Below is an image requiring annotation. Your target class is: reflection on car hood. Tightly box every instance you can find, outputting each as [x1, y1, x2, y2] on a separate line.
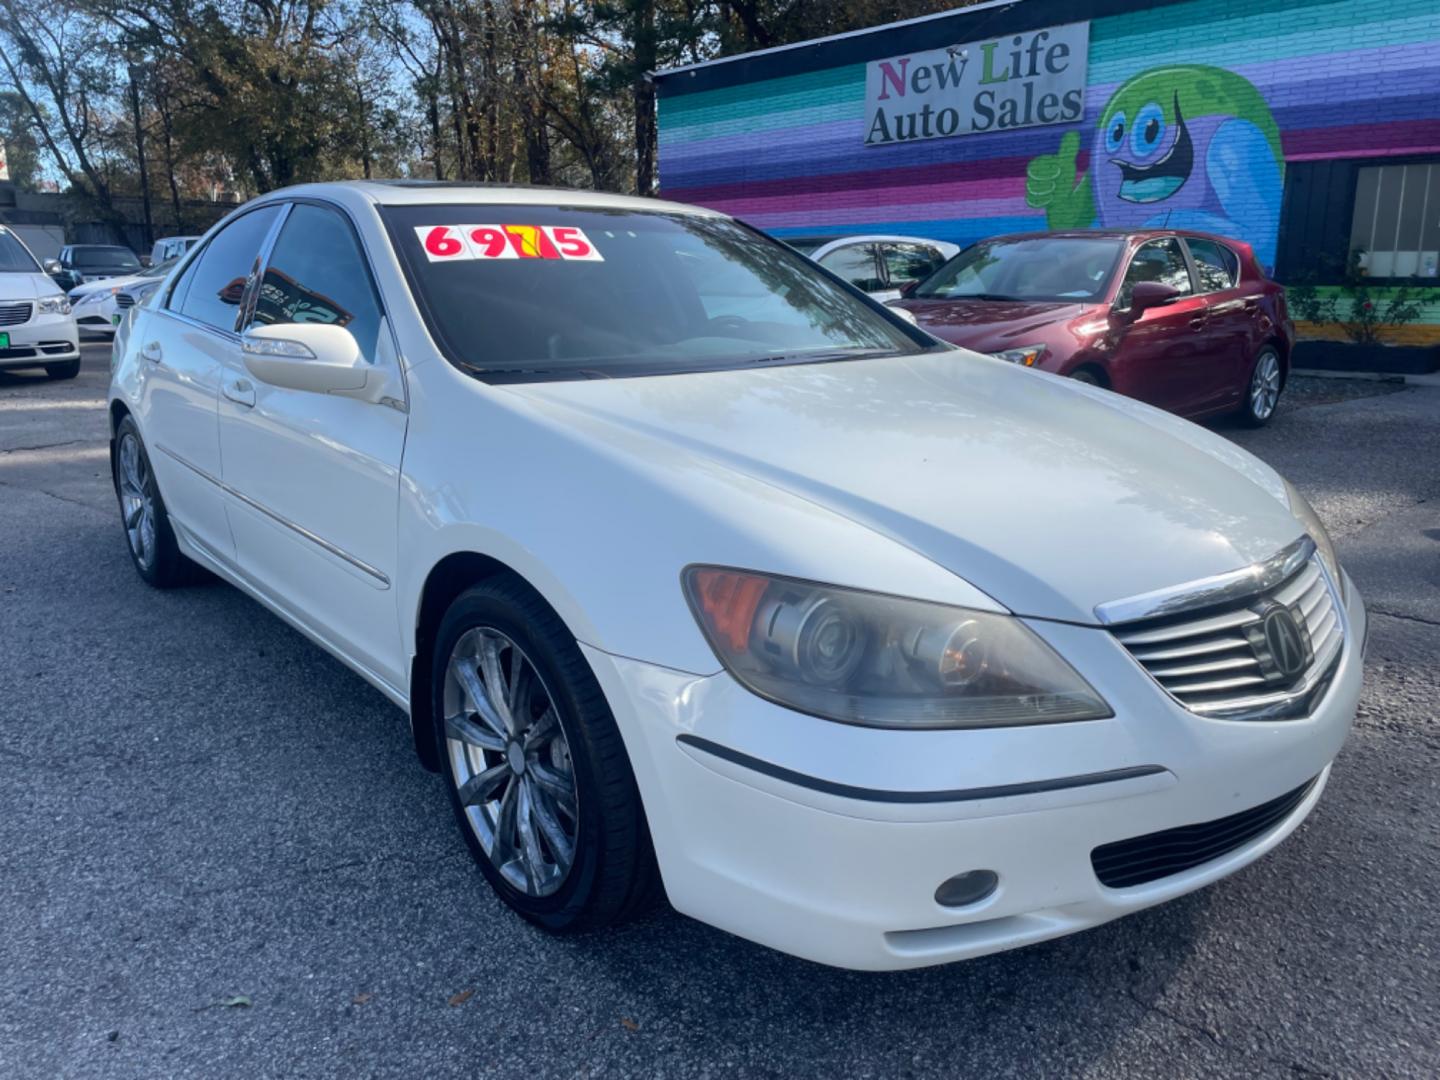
[895, 297, 1083, 350]
[69, 271, 147, 298]
[509, 351, 1301, 623]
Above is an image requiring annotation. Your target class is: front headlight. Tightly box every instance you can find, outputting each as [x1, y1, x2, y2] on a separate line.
[37, 295, 72, 315]
[683, 567, 1112, 729]
[1284, 480, 1346, 601]
[990, 344, 1047, 367]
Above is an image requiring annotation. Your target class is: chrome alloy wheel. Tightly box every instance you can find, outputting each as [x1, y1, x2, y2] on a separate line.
[1251, 351, 1281, 420]
[117, 432, 157, 571]
[443, 627, 578, 897]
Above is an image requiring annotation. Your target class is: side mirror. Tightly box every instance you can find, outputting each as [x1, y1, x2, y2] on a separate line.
[898, 278, 920, 298]
[43, 259, 61, 275]
[1123, 281, 1182, 319]
[241, 323, 370, 396]
[139, 255, 153, 268]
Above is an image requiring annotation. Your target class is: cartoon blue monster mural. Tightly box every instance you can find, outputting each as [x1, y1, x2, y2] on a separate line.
[1026, 65, 1285, 270]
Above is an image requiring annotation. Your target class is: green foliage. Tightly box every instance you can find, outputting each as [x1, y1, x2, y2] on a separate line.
[1288, 250, 1440, 345]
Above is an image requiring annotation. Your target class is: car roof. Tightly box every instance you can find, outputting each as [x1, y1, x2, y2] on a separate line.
[257, 180, 724, 219]
[979, 228, 1245, 247]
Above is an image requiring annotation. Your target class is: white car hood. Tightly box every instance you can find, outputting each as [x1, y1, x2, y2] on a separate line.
[0, 272, 69, 301]
[508, 351, 1302, 624]
[69, 271, 146, 298]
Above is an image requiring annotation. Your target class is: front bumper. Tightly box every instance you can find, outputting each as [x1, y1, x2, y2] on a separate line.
[582, 575, 1365, 970]
[0, 314, 81, 369]
[71, 292, 120, 335]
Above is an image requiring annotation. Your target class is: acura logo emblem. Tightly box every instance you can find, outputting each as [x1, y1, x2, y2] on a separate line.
[1255, 604, 1310, 682]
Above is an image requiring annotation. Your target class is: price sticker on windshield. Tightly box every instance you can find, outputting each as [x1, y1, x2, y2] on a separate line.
[415, 224, 603, 262]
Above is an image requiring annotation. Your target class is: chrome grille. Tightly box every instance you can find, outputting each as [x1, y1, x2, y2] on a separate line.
[0, 301, 32, 326]
[1113, 556, 1344, 718]
[115, 293, 135, 308]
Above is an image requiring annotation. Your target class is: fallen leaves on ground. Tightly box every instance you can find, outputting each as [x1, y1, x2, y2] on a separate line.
[620, 1018, 639, 1032]
[351, 993, 373, 1006]
[448, 989, 475, 1007]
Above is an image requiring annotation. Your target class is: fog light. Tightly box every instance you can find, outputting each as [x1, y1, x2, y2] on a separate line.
[934, 869, 998, 908]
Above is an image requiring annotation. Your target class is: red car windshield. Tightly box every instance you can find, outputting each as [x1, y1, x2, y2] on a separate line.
[915, 237, 1123, 303]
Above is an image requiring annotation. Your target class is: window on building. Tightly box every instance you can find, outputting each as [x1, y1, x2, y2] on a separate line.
[1349, 162, 1440, 279]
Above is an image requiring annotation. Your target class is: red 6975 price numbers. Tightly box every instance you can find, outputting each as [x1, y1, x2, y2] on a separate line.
[415, 224, 604, 263]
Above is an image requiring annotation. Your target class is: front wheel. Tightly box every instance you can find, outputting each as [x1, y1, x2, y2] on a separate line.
[113, 416, 208, 587]
[432, 576, 660, 932]
[1239, 346, 1283, 427]
[45, 358, 81, 380]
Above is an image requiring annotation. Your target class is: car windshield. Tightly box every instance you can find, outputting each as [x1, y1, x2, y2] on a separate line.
[75, 247, 141, 271]
[384, 205, 931, 381]
[0, 231, 41, 273]
[914, 236, 1124, 303]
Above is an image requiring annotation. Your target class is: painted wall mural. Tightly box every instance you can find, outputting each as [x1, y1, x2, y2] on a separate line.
[1026, 66, 1284, 269]
[657, 0, 1440, 282]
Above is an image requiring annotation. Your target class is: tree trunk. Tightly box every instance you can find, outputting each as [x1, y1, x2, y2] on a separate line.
[631, 0, 657, 195]
[127, 65, 153, 249]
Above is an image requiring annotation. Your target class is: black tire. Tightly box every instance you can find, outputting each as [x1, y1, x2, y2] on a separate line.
[1070, 368, 1101, 386]
[1238, 345, 1283, 427]
[112, 415, 209, 587]
[45, 358, 81, 380]
[432, 575, 660, 932]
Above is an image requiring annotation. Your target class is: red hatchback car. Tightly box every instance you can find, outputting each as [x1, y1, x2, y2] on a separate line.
[890, 230, 1294, 425]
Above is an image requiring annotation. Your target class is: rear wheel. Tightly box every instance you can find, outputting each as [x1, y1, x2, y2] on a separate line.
[45, 358, 81, 380]
[1239, 346, 1283, 427]
[432, 576, 660, 932]
[1070, 369, 1101, 386]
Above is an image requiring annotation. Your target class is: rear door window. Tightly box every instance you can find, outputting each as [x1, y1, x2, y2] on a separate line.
[880, 243, 945, 286]
[817, 244, 884, 292]
[1185, 238, 1241, 292]
[171, 205, 282, 332]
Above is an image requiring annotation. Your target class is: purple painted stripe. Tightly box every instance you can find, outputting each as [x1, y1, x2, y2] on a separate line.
[738, 195, 1034, 229]
[712, 174, 1026, 217]
[665, 154, 1042, 205]
[662, 88, 1439, 194]
[1283, 118, 1440, 157]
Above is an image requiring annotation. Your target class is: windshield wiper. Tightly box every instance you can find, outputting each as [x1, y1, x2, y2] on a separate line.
[748, 347, 900, 366]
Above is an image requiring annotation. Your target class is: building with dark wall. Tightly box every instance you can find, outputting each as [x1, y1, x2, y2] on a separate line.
[654, 0, 1440, 344]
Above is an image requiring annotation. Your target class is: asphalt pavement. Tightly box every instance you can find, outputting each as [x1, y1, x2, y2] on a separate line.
[1, 341, 1437, 1079]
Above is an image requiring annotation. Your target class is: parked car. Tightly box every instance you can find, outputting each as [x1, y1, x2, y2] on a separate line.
[148, 236, 200, 265]
[0, 225, 81, 380]
[108, 182, 1362, 971]
[792, 234, 959, 301]
[891, 230, 1294, 425]
[69, 257, 180, 336]
[49, 244, 143, 292]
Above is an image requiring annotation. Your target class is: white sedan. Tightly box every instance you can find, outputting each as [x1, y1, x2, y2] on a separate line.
[789, 234, 959, 300]
[69, 257, 179, 336]
[108, 182, 1363, 970]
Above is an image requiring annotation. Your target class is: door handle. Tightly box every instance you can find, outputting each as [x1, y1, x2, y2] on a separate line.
[1188, 315, 1207, 331]
[141, 341, 162, 363]
[223, 377, 256, 408]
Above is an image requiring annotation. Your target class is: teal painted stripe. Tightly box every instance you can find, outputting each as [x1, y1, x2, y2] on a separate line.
[660, 98, 862, 146]
[659, 0, 1440, 136]
[1090, 2, 1439, 74]
[660, 64, 864, 121]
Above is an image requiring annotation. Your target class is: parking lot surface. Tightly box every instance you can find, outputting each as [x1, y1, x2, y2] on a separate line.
[2, 342, 1437, 1078]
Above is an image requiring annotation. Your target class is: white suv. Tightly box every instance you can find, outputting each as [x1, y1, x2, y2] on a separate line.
[0, 227, 80, 379]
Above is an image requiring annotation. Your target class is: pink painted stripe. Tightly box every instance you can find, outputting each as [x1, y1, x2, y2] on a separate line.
[701, 174, 1027, 218]
[734, 196, 1033, 230]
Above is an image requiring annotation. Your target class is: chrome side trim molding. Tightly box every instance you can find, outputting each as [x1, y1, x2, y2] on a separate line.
[676, 734, 1167, 804]
[154, 442, 391, 588]
[1095, 535, 1315, 626]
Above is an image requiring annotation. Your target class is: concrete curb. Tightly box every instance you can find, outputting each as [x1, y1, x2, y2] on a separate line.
[1292, 368, 1440, 387]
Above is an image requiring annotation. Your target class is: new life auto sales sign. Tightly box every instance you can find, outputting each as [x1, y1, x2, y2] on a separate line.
[864, 22, 1089, 146]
